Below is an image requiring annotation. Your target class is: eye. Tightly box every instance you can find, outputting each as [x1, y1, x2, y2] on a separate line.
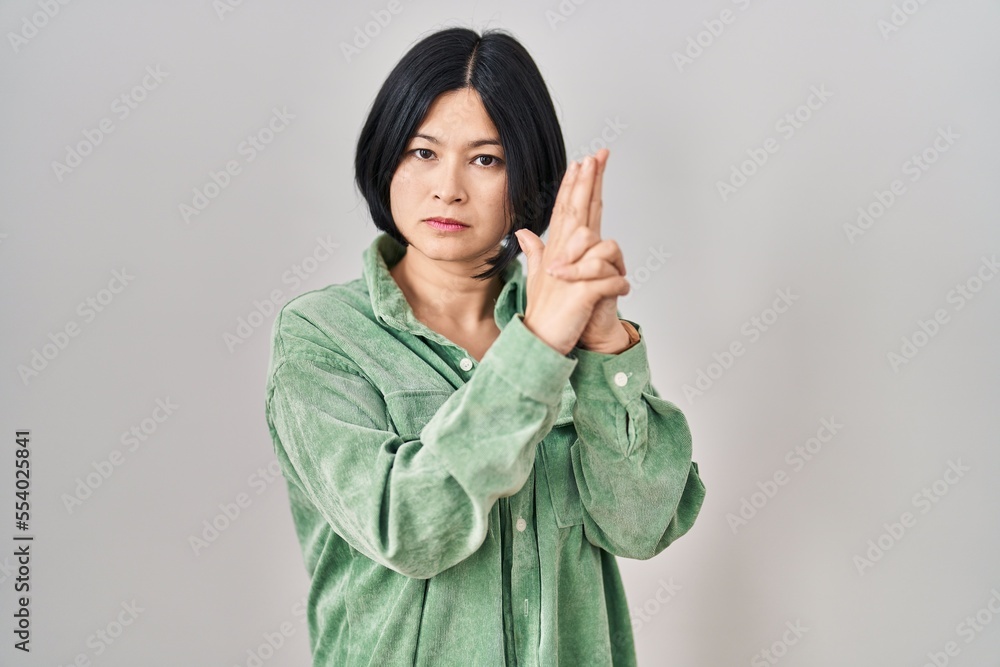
[475, 155, 504, 168]
[406, 148, 504, 169]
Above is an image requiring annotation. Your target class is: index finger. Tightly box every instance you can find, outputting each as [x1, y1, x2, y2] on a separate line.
[564, 155, 598, 244]
[547, 159, 580, 250]
[589, 149, 609, 237]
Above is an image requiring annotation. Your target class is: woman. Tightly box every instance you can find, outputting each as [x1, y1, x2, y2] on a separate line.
[264, 26, 706, 667]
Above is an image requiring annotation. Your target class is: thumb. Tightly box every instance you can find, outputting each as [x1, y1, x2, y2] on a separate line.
[514, 229, 545, 274]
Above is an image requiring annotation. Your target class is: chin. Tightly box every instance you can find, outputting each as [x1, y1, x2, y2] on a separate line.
[415, 236, 496, 263]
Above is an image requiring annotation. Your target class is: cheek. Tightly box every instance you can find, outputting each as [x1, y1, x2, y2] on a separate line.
[389, 169, 414, 210]
[479, 177, 507, 209]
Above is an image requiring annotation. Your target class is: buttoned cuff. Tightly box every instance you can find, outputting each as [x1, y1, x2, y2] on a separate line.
[569, 318, 651, 405]
[480, 313, 578, 406]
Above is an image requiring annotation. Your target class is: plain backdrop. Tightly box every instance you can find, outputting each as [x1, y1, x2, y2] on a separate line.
[2, 1, 999, 665]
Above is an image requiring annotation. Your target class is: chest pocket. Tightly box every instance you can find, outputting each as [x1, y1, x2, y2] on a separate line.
[383, 388, 454, 441]
[540, 383, 584, 528]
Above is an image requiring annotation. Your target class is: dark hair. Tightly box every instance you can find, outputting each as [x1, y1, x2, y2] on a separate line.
[354, 26, 567, 281]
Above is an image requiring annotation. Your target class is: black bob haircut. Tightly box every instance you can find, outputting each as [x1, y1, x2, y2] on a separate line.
[354, 26, 568, 281]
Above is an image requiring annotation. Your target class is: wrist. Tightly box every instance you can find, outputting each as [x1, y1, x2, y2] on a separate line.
[580, 320, 637, 355]
[518, 313, 574, 357]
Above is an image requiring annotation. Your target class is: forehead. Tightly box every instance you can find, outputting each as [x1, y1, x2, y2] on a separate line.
[415, 89, 499, 141]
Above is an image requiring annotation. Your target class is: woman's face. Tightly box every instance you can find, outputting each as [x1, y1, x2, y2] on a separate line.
[390, 88, 510, 269]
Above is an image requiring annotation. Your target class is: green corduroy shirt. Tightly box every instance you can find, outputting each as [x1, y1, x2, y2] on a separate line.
[263, 232, 706, 666]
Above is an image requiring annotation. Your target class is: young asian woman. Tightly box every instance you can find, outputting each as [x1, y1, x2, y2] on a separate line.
[264, 25, 705, 667]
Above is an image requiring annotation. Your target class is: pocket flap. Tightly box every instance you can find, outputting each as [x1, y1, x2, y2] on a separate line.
[553, 382, 576, 426]
[383, 389, 454, 441]
[540, 437, 584, 527]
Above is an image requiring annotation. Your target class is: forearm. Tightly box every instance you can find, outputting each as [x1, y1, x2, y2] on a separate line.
[567, 320, 706, 558]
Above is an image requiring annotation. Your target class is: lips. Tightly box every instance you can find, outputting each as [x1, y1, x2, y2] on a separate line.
[424, 217, 469, 231]
[425, 217, 467, 226]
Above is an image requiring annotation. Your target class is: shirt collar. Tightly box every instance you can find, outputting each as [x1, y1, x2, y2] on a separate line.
[362, 233, 525, 345]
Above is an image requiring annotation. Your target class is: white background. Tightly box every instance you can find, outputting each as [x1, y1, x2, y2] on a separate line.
[2, 1, 999, 665]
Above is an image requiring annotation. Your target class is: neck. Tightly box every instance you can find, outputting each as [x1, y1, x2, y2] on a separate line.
[389, 248, 504, 329]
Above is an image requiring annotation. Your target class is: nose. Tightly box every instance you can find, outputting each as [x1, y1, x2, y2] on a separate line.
[432, 156, 466, 203]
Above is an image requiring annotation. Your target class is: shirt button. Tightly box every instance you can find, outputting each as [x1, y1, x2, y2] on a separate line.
[459, 357, 473, 371]
[614, 371, 628, 387]
[515, 517, 527, 532]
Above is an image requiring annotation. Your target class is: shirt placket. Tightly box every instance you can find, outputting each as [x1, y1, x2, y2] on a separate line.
[507, 470, 540, 667]
[422, 291, 539, 666]
[440, 340, 541, 667]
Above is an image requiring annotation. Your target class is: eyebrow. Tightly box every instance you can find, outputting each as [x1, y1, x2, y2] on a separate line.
[411, 133, 503, 150]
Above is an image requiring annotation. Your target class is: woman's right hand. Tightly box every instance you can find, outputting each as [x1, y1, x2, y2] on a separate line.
[514, 152, 630, 356]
